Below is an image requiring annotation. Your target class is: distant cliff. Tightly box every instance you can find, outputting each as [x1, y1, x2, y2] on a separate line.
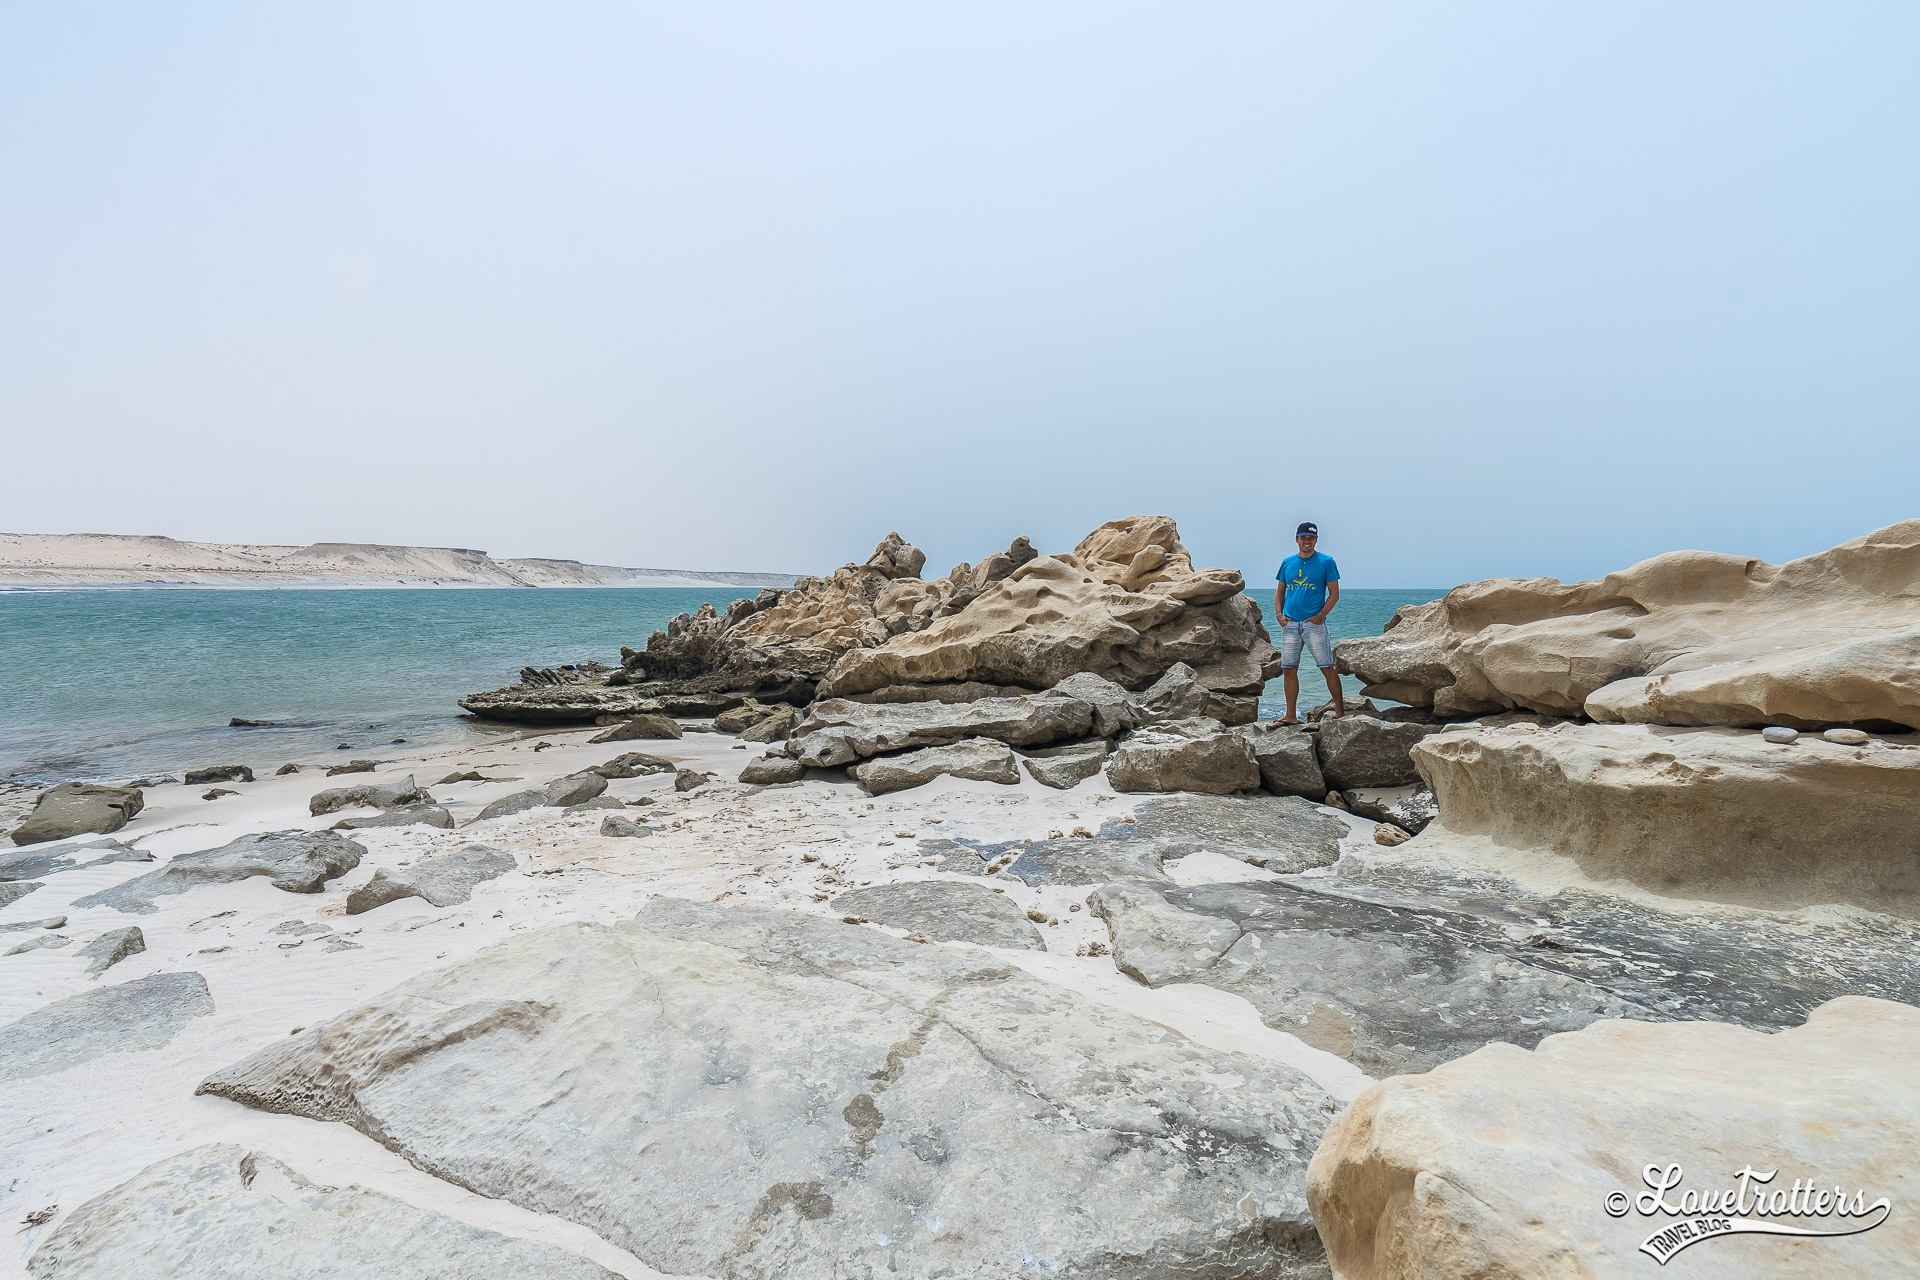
[0, 533, 798, 590]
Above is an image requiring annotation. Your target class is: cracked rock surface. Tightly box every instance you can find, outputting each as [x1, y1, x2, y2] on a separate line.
[70, 832, 366, 915]
[198, 899, 1339, 1280]
[26, 1143, 618, 1279]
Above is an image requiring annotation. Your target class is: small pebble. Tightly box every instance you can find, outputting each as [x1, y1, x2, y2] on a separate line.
[1823, 728, 1870, 746]
[1761, 726, 1799, 744]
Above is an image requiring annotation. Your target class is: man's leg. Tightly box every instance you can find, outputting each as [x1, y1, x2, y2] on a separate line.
[1283, 668, 1301, 721]
[1267, 621, 1304, 726]
[1320, 667, 1344, 717]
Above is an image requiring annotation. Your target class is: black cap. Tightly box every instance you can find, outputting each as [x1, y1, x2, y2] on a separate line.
[1296, 522, 1319, 538]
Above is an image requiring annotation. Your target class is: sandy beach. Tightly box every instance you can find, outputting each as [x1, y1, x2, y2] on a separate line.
[2, 718, 1381, 1278]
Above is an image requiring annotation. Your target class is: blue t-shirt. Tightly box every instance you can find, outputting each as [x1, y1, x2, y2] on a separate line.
[1277, 553, 1339, 621]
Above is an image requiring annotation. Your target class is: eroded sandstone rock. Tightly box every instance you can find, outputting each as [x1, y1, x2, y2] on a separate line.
[1105, 718, 1259, 795]
[72, 832, 366, 915]
[1307, 997, 1920, 1277]
[345, 846, 515, 915]
[849, 738, 1021, 795]
[0, 972, 213, 1082]
[791, 694, 1093, 765]
[10, 784, 145, 847]
[1339, 519, 1920, 730]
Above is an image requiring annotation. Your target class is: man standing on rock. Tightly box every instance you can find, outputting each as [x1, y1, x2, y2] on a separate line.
[1268, 521, 1344, 726]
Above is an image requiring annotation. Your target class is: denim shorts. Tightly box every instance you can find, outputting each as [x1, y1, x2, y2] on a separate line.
[1279, 618, 1334, 669]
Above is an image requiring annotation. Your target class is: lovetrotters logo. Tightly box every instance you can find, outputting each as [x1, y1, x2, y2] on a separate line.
[1606, 1162, 1891, 1265]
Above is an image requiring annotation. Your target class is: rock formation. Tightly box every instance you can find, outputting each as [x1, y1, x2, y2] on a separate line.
[1339, 519, 1920, 731]
[200, 899, 1339, 1279]
[1307, 997, 1920, 1276]
[459, 517, 1280, 728]
[1413, 720, 1920, 917]
[10, 784, 144, 847]
[71, 832, 366, 914]
[0, 973, 213, 1082]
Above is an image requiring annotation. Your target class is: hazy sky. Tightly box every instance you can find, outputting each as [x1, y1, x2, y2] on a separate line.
[3, 3, 1915, 588]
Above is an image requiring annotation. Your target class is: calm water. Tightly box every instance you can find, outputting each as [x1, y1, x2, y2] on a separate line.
[0, 586, 1440, 784]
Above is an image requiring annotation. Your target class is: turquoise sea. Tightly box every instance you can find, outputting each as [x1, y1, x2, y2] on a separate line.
[0, 586, 1440, 785]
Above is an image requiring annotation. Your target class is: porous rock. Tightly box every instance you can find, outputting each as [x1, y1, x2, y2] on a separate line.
[849, 738, 1021, 796]
[72, 832, 366, 915]
[1338, 519, 1920, 730]
[1342, 784, 1439, 834]
[1105, 718, 1260, 795]
[1306, 997, 1920, 1278]
[183, 765, 253, 785]
[588, 713, 683, 743]
[0, 972, 213, 1082]
[1415, 721, 1920, 917]
[831, 881, 1046, 949]
[345, 846, 515, 915]
[197, 900, 1338, 1280]
[10, 784, 145, 847]
[25, 1143, 618, 1279]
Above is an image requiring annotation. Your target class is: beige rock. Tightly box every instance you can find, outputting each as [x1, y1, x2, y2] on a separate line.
[1339, 520, 1920, 731]
[1307, 996, 1920, 1279]
[821, 516, 1278, 696]
[1105, 718, 1261, 795]
[1413, 722, 1920, 917]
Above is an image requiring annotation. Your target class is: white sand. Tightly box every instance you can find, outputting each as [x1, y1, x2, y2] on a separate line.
[1, 728, 1369, 1275]
[0, 533, 789, 589]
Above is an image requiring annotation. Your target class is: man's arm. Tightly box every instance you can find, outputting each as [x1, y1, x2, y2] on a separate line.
[1312, 579, 1340, 624]
[1273, 584, 1286, 622]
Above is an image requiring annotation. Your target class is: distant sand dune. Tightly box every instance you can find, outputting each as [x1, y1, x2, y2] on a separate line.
[0, 533, 796, 590]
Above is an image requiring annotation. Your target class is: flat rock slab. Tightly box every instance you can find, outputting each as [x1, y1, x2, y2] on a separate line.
[0, 972, 213, 1082]
[1019, 739, 1110, 790]
[346, 846, 516, 915]
[933, 793, 1350, 887]
[1, 881, 43, 908]
[792, 694, 1094, 765]
[1, 838, 150, 882]
[331, 804, 455, 831]
[587, 713, 682, 743]
[308, 776, 423, 816]
[200, 899, 1338, 1280]
[1308, 997, 1920, 1277]
[72, 831, 366, 915]
[1090, 860, 1920, 1078]
[591, 752, 676, 779]
[27, 1143, 618, 1279]
[831, 881, 1046, 949]
[850, 738, 1021, 795]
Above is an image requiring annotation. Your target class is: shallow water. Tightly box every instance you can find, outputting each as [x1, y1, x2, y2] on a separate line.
[0, 585, 1441, 784]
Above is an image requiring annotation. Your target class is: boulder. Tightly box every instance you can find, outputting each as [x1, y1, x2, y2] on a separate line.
[1204, 692, 1259, 726]
[673, 769, 713, 793]
[1313, 715, 1445, 790]
[473, 790, 546, 822]
[1343, 784, 1438, 834]
[307, 775, 424, 816]
[590, 752, 676, 779]
[737, 705, 800, 742]
[197, 900, 1338, 1279]
[72, 832, 366, 915]
[1240, 725, 1327, 800]
[738, 755, 806, 785]
[0, 972, 213, 1082]
[541, 772, 607, 807]
[587, 714, 682, 743]
[10, 784, 144, 847]
[1049, 672, 1146, 737]
[791, 694, 1093, 766]
[325, 759, 378, 776]
[330, 805, 455, 831]
[274, 763, 301, 775]
[183, 765, 253, 785]
[1414, 722, 1920, 917]
[849, 739, 1021, 796]
[26, 1144, 619, 1279]
[600, 815, 653, 838]
[832, 881, 1046, 949]
[567, 796, 626, 812]
[1105, 718, 1260, 795]
[345, 846, 515, 915]
[1, 838, 150, 882]
[713, 700, 779, 734]
[1307, 997, 1920, 1277]
[1138, 662, 1210, 722]
[1338, 519, 1920, 730]
[819, 517, 1276, 698]
[79, 926, 146, 977]
[1020, 739, 1110, 790]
